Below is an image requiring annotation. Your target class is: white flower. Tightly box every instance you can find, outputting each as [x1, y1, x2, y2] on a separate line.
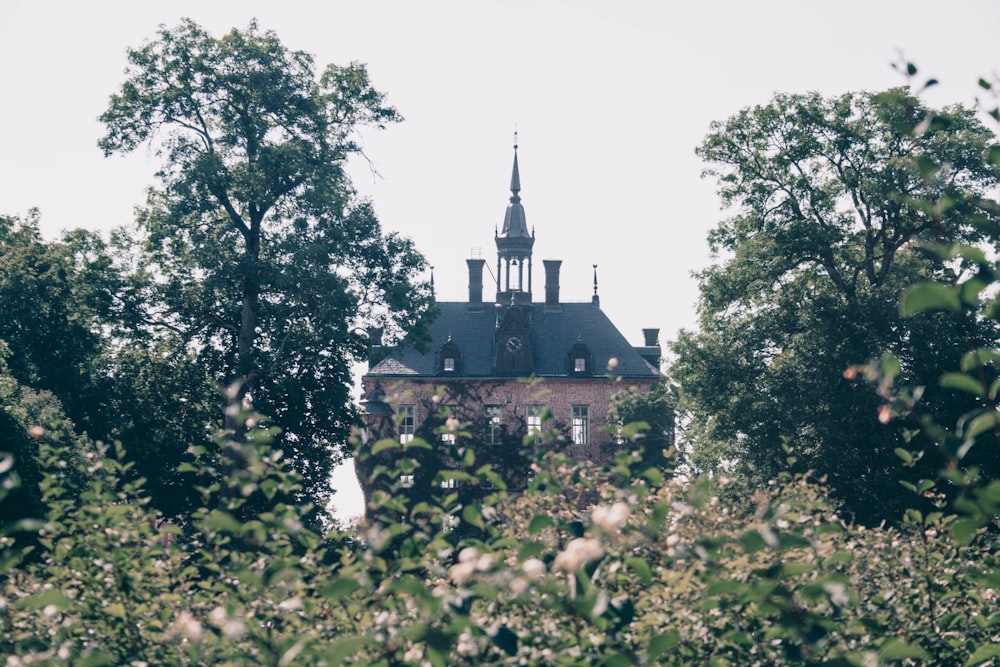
[449, 561, 476, 585]
[456, 630, 478, 656]
[170, 611, 203, 642]
[278, 597, 303, 613]
[476, 553, 497, 571]
[554, 538, 603, 572]
[592, 502, 630, 532]
[208, 606, 228, 628]
[458, 546, 479, 563]
[522, 558, 546, 580]
[223, 619, 247, 639]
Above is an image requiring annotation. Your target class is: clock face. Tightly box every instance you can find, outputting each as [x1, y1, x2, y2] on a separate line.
[505, 336, 523, 353]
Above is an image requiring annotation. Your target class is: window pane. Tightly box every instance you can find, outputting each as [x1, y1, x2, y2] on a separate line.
[398, 404, 415, 444]
[572, 405, 589, 445]
[444, 357, 455, 371]
[527, 405, 543, 439]
[486, 405, 502, 444]
[574, 357, 586, 372]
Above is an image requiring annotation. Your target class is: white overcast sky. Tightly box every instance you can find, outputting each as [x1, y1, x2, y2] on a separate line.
[3, 0, 999, 518]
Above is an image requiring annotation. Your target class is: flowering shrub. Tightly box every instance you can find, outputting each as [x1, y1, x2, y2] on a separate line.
[4, 402, 1000, 666]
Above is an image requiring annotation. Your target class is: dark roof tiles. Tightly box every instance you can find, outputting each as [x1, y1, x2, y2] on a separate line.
[367, 301, 660, 379]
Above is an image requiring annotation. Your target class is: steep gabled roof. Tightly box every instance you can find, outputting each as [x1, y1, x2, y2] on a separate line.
[367, 301, 660, 379]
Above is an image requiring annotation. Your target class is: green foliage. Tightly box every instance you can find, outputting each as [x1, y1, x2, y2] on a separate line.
[672, 88, 1000, 523]
[7, 389, 1000, 665]
[97, 19, 434, 518]
[605, 380, 677, 470]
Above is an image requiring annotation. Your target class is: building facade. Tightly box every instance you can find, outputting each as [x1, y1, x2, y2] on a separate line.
[360, 145, 663, 497]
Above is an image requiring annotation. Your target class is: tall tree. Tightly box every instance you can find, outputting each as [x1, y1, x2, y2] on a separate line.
[0, 211, 121, 437]
[671, 89, 1000, 523]
[98, 20, 433, 516]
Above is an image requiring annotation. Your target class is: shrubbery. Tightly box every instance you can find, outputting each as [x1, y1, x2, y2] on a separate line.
[3, 382, 1000, 665]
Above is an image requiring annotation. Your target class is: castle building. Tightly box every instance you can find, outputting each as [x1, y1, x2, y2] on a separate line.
[360, 144, 663, 494]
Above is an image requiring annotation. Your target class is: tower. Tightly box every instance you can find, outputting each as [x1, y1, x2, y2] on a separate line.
[495, 140, 535, 305]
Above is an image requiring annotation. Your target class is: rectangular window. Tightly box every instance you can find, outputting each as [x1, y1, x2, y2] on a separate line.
[486, 405, 502, 444]
[398, 404, 415, 444]
[526, 405, 543, 441]
[441, 405, 457, 444]
[574, 357, 586, 372]
[443, 357, 455, 372]
[572, 405, 590, 445]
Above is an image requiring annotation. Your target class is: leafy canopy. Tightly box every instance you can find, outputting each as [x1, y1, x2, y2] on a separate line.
[672, 89, 1000, 523]
[98, 19, 433, 518]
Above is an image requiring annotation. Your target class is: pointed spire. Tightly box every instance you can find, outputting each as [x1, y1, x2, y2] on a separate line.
[499, 135, 529, 238]
[592, 264, 601, 308]
[510, 132, 521, 199]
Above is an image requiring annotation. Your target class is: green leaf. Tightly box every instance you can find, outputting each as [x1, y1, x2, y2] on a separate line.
[879, 638, 929, 660]
[648, 630, 681, 660]
[625, 556, 652, 585]
[528, 514, 555, 534]
[989, 145, 1000, 166]
[463, 504, 484, 529]
[323, 636, 368, 663]
[202, 510, 242, 534]
[105, 602, 127, 619]
[965, 411, 1000, 439]
[900, 282, 961, 315]
[17, 589, 72, 610]
[940, 372, 986, 397]
[961, 349, 1000, 372]
[966, 644, 1000, 666]
[740, 529, 766, 554]
[371, 438, 400, 455]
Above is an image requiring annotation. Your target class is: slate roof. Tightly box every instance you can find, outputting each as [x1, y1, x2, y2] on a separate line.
[367, 301, 660, 379]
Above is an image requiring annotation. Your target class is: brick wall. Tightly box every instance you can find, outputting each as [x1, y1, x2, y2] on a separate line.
[362, 376, 658, 464]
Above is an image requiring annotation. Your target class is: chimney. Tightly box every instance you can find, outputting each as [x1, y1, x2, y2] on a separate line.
[543, 259, 562, 311]
[637, 328, 662, 368]
[467, 258, 485, 310]
[366, 326, 385, 367]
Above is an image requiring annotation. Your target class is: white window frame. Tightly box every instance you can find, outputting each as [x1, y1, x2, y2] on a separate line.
[486, 405, 503, 444]
[398, 404, 415, 444]
[526, 405, 543, 441]
[574, 357, 586, 372]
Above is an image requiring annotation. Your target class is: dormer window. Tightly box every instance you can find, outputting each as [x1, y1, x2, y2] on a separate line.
[568, 340, 592, 376]
[438, 337, 461, 374]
